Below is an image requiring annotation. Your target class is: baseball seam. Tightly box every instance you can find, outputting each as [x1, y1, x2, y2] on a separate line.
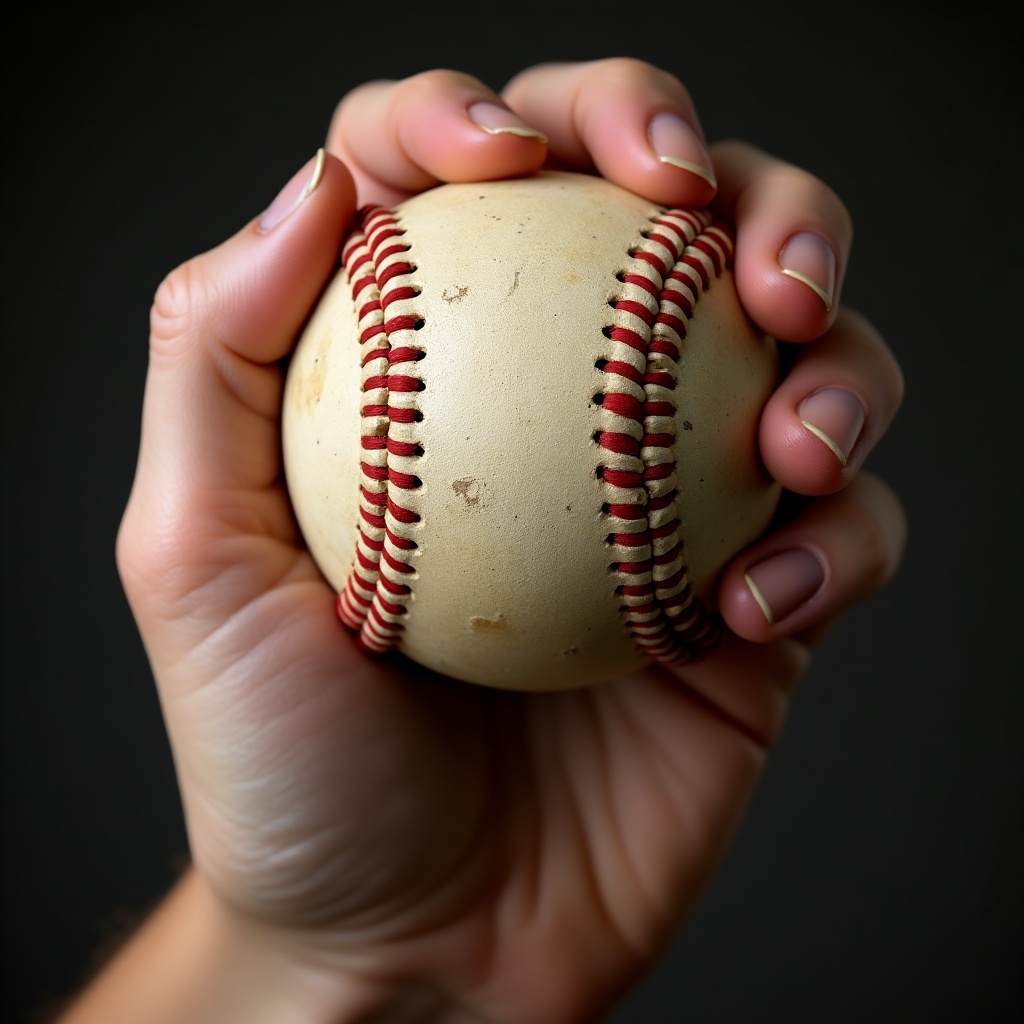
[335, 205, 424, 654]
[335, 196, 735, 671]
[597, 211, 735, 665]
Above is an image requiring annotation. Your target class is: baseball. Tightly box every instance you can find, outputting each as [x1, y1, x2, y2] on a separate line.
[282, 170, 781, 691]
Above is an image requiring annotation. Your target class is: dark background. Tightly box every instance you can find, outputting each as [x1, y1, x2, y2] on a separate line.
[3, 3, 1021, 1022]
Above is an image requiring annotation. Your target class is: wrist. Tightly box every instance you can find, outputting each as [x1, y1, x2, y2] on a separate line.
[58, 868, 412, 1024]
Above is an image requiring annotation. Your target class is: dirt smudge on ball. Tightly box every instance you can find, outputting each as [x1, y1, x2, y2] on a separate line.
[452, 477, 482, 506]
[471, 614, 507, 632]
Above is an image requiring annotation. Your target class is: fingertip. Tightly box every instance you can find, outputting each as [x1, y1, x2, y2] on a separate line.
[758, 309, 902, 496]
[644, 110, 718, 204]
[411, 98, 549, 182]
[734, 230, 841, 343]
[502, 58, 718, 209]
[717, 474, 906, 645]
[257, 149, 328, 234]
[256, 149, 356, 235]
[328, 72, 549, 203]
[779, 231, 836, 311]
[583, 105, 719, 210]
[197, 150, 358, 364]
[711, 140, 851, 343]
[464, 101, 548, 145]
[760, 388, 865, 496]
[582, 103, 718, 208]
[720, 546, 828, 643]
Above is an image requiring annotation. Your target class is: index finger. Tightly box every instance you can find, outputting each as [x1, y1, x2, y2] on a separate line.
[326, 70, 549, 207]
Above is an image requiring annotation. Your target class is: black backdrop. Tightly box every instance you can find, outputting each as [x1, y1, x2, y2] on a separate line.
[3, 4, 1021, 1022]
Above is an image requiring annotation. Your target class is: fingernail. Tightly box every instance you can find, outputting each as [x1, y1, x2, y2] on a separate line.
[467, 102, 547, 142]
[259, 148, 326, 232]
[779, 232, 836, 311]
[744, 549, 825, 626]
[799, 387, 865, 467]
[648, 112, 716, 188]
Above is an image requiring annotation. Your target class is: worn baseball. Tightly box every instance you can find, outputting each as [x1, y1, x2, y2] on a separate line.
[282, 170, 781, 691]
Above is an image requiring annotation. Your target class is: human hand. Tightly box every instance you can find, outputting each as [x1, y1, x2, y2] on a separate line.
[101, 59, 905, 1024]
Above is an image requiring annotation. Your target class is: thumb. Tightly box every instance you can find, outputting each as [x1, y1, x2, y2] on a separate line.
[119, 151, 357, 623]
[154, 149, 357, 365]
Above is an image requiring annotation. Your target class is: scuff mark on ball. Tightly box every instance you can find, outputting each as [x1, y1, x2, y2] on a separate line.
[471, 614, 507, 632]
[452, 477, 482, 506]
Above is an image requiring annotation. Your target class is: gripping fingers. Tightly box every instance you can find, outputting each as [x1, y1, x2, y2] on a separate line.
[712, 140, 854, 343]
[718, 474, 907, 644]
[760, 308, 905, 496]
[501, 58, 717, 208]
[330, 60, 716, 209]
[326, 70, 549, 207]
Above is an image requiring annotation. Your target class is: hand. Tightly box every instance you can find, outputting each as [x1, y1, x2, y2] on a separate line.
[85, 60, 904, 1024]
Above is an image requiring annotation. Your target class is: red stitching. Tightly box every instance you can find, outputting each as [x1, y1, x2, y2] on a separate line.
[597, 210, 735, 665]
[334, 194, 732, 671]
[335, 205, 424, 653]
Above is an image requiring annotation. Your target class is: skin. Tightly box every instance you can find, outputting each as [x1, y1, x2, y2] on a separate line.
[62, 59, 906, 1024]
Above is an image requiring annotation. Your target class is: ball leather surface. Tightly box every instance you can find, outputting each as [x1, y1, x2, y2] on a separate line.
[283, 171, 781, 690]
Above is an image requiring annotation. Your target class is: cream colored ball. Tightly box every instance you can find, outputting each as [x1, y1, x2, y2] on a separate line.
[283, 171, 780, 690]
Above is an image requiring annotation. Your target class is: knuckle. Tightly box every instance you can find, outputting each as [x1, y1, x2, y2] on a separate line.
[328, 78, 388, 140]
[400, 68, 488, 103]
[789, 168, 852, 234]
[116, 494, 210, 617]
[149, 259, 207, 358]
[891, 358, 906, 410]
[115, 506, 148, 605]
[833, 308, 906, 412]
[859, 518, 891, 593]
[749, 163, 854, 241]
[800, 171, 852, 239]
[330, 70, 494, 143]
[821, 180, 853, 239]
[116, 495, 168, 589]
[588, 56, 689, 99]
[848, 488, 899, 594]
[115, 500, 163, 611]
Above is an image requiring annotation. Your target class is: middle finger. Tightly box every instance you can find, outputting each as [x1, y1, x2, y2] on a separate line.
[501, 58, 718, 208]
